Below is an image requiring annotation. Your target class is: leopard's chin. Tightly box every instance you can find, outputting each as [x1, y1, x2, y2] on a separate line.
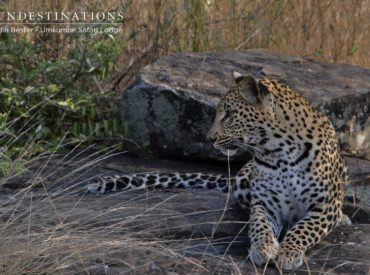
[220, 148, 237, 157]
[213, 144, 238, 157]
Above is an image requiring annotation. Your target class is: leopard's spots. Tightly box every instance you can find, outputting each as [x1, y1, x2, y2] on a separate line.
[87, 74, 347, 271]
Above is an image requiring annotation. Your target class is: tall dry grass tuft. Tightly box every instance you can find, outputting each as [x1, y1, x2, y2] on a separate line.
[119, 0, 370, 67]
[0, 146, 190, 274]
[4, 0, 370, 91]
[0, 148, 250, 274]
[0, 115, 246, 274]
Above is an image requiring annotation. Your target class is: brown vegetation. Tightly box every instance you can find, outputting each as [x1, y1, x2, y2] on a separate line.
[5, 0, 370, 91]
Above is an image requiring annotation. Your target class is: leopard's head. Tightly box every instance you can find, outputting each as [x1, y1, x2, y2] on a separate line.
[207, 72, 275, 156]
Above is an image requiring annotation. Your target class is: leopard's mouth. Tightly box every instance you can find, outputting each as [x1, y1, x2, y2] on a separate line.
[212, 135, 244, 154]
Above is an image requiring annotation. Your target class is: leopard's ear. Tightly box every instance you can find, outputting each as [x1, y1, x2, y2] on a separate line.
[256, 81, 273, 111]
[256, 81, 271, 99]
[232, 71, 244, 84]
[238, 75, 272, 107]
[236, 74, 259, 101]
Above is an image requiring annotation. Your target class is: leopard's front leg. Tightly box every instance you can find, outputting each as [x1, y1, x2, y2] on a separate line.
[278, 202, 342, 270]
[248, 203, 280, 266]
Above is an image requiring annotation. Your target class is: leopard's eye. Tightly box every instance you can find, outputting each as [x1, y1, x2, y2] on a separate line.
[223, 110, 232, 123]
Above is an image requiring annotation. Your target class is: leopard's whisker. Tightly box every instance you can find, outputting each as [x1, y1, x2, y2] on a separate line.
[231, 140, 262, 154]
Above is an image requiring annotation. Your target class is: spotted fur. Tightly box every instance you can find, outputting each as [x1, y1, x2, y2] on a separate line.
[88, 73, 350, 271]
[88, 172, 230, 193]
[208, 73, 350, 270]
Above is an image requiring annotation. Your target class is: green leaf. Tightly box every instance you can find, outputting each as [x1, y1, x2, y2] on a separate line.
[24, 86, 35, 94]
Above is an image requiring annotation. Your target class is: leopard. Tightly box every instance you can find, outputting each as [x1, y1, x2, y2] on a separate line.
[88, 72, 350, 270]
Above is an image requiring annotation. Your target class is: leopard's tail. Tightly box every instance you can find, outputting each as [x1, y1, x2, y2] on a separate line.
[87, 172, 233, 194]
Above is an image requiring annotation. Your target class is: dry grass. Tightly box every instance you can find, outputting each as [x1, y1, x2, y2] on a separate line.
[0, 159, 172, 274]
[3, 0, 370, 91]
[0, 149, 369, 274]
[0, 148, 249, 274]
[119, 0, 370, 65]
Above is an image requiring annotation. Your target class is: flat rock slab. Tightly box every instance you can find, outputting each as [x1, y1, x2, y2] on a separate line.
[1, 154, 370, 274]
[2, 191, 368, 274]
[121, 51, 370, 160]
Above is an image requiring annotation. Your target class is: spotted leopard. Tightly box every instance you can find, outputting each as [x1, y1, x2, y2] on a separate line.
[88, 72, 350, 270]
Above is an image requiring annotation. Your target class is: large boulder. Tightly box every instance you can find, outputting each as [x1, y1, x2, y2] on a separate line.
[121, 51, 370, 160]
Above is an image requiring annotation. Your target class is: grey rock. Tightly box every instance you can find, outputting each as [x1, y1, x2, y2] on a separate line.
[1, 154, 369, 274]
[121, 51, 370, 160]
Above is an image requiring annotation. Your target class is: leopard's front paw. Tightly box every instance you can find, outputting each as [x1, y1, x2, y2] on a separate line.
[278, 246, 304, 270]
[249, 238, 279, 266]
[337, 213, 351, 226]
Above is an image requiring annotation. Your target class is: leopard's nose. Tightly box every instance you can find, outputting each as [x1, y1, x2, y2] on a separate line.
[207, 133, 217, 143]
